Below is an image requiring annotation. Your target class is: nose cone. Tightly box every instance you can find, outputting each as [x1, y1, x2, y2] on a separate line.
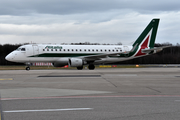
[5, 53, 13, 62]
[5, 54, 10, 61]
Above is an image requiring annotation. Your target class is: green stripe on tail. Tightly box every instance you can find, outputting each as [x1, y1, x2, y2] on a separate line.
[133, 19, 160, 49]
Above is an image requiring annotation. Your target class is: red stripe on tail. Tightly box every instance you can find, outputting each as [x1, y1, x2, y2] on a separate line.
[135, 36, 149, 57]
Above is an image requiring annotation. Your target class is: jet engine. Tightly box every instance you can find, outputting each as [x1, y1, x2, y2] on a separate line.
[53, 58, 68, 67]
[68, 58, 83, 67]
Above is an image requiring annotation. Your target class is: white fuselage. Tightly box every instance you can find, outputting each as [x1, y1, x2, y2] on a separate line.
[6, 44, 133, 65]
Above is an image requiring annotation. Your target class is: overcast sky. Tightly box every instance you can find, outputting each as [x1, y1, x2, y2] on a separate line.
[0, 0, 180, 45]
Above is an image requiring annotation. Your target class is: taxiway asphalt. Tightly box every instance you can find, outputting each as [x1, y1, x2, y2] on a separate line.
[0, 68, 180, 120]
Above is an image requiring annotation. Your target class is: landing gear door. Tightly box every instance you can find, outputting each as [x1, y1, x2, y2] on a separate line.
[33, 45, 39, 56]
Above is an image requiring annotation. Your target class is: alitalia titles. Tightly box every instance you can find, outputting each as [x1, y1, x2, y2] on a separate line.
[45, 46, 62, 49]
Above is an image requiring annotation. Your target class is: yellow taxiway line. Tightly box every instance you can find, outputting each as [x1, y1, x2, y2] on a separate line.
[0, 78, 13, 80]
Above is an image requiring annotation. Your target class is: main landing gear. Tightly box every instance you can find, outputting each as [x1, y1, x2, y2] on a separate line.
[88, 64, 95, 70]
[76, 64, 95, 70]
[77, 66, 83, 70]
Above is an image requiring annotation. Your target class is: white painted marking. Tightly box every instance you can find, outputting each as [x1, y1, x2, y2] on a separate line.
[105, 74, 137, 76]
[2, 95, 180, 101]
[3, 108, 93, 113]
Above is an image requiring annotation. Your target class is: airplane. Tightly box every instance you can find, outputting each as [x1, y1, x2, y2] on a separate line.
[5, 18, 166, 71]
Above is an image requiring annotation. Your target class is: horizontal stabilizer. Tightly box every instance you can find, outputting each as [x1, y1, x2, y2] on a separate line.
[142, 46, 170, 53]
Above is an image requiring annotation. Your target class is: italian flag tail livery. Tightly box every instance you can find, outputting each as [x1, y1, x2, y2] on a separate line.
[130, 19, 160, 57]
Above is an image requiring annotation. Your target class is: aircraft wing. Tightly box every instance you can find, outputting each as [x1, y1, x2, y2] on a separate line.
[81, 52, 128, 61]
[82, 46, 170, 61]
[82, 44, 137, 61]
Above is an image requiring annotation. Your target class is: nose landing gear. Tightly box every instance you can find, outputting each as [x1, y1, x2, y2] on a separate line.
[25, 63, 32, 71]
[26, 66, 30, 71]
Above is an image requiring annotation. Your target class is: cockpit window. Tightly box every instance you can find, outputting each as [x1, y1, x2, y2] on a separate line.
[21, 48, 26, 51]
[16, 48, 21, 51]
[16, 48, 26, 51]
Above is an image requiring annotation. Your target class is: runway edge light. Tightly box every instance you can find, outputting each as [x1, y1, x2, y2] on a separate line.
[136, 65, 139, 67]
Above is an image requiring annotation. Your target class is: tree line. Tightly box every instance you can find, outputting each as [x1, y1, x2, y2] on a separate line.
[0, 44, 23, 65]
[119, 43, 180, 64]
[0, 43, 180, 65]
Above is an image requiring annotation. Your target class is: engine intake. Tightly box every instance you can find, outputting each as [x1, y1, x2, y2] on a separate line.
[69, 58, 83, 67]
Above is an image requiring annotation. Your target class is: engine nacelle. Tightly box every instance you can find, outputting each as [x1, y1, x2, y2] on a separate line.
[53, 58, 68, 67]
[69, 58, 83, 67]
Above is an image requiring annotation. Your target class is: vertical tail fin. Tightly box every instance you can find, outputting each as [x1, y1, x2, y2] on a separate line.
[129, 19, 160, 57]
[133, 19, 160, 49]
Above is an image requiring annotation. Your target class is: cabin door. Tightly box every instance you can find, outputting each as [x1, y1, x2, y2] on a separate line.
[26, 45, 33, 57]
[33, 45, 39, 56]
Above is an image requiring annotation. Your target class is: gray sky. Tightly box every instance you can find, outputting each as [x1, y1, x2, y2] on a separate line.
[0, 0, 180, 45]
